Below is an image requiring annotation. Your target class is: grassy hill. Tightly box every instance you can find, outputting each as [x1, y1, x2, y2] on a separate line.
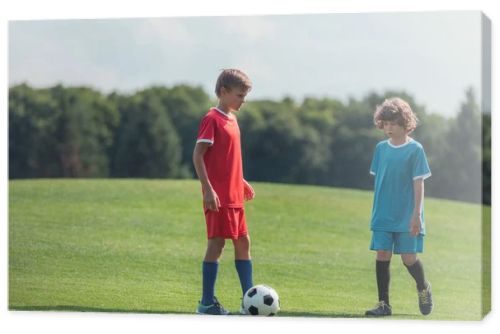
[8, 179, 490, 320]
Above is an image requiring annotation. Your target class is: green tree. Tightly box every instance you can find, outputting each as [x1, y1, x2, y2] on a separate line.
[328, 96, 379, 189]
[153, 85, 211, 177]
[297, 97, 339, 185]
[437, 88, 482, 202]
[10, 83, 487, 204]
[239, 98, 325, 183]
[9, 84, 61, 177]
[50, 85, 119, 177]
[9, 84, 118, 178]
[111, 91, 183, 178]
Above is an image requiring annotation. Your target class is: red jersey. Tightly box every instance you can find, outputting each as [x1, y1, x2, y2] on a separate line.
[196, 107, 244, 208]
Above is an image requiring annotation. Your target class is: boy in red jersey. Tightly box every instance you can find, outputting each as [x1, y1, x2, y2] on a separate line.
[193, 69, 255, 315]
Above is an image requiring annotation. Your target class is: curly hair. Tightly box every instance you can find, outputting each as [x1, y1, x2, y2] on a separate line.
[373, 97, 418, 133]
[215, 69, 252, 97]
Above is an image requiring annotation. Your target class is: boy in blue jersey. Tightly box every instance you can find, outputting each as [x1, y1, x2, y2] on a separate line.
[365, 98, 433, 317]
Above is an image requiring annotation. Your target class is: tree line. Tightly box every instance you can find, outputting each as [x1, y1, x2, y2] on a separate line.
[9, 83, 490, 204]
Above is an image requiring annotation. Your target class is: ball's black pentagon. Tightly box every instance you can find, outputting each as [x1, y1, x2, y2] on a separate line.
[263, 294, 274, 306]
[247, 288, 257, 298]
[248, 305, 259, 315]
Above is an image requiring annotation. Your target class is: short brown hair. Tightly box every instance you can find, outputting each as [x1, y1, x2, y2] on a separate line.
[373, 97, 418, 132]
[215, 69, 252, 97]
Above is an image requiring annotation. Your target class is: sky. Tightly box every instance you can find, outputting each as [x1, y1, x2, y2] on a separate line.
[8, 11, 485, 117]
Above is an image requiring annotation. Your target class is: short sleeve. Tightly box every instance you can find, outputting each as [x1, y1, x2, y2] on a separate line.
[369, 145, 379, 176]
[196, 115, 215, 145]
[412, 146, 431, 180]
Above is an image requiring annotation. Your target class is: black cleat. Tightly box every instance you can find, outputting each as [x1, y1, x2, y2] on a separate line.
[417, 282, 433, 315]
[365, 301, 392, 316]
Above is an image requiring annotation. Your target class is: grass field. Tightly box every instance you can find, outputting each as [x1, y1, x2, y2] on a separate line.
[9, 179, 490, 320]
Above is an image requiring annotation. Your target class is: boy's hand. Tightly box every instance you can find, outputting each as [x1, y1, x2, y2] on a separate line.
[243, 180, 255, 201]
[410, 213, 422, 236]
[203, 188, 221, 211]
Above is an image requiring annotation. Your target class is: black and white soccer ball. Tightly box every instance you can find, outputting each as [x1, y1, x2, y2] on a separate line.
[243, 284, 280, 316]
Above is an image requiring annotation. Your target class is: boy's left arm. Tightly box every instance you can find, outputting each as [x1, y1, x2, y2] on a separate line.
[410, 178, 424, 236]
[243, 179, 255, 201]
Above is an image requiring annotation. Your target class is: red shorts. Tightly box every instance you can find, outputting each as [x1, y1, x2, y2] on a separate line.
[204, 207, 248, 240]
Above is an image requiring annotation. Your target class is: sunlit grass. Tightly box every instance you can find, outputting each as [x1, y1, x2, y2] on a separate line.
[9, 179, 489, 320]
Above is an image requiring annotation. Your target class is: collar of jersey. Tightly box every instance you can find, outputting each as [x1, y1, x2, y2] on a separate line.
[213, 107, 233, 119]
[387, 138, 413, 148]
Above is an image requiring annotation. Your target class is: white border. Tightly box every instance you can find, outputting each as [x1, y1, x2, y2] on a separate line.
[2, 1, 497, 334]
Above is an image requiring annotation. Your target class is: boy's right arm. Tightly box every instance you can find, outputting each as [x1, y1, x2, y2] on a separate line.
[193, 142, 220, 211]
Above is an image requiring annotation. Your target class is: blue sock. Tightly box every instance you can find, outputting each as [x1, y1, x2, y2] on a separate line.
[235, 259, 254, 296]
[202, 261, 218, 305]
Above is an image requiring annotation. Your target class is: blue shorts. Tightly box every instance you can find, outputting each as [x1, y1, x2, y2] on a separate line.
[370, 231, 424, 254]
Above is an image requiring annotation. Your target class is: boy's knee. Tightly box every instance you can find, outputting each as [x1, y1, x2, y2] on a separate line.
[233, 235, 251, 259]
[233, 236, 250, 250]
[215, 240, 226, 252]
[240, 235, 251, 246]
[206, 238, 225, 258]
[376, 250, 392, 261]
[401, 254, 417, 266]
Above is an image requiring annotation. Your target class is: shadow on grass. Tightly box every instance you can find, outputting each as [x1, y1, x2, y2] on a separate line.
[277, 311, 420, 320]
[9, 305, 186, 315]
[277, 311, 362, 318]
[10, 306, 417, 319]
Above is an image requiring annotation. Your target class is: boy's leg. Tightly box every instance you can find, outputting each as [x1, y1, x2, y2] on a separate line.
[366, 250, 393, 316]
[376, 251, 392, 306]
[402, 254, 433, 315]
[201, 237, 225, 305]
[401, 254, 427, 291]
[398, 232, 432, 315]
[233, 235, 254, 296]
[366, 231, 393, 316]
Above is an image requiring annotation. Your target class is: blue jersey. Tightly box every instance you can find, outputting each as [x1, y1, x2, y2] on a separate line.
[369, 139, 431, 234]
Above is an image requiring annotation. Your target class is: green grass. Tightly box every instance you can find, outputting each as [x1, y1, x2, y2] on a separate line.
[8, 179, 490, 320]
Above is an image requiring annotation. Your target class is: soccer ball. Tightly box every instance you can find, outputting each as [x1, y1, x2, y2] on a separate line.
[243, 284, 280, 316]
